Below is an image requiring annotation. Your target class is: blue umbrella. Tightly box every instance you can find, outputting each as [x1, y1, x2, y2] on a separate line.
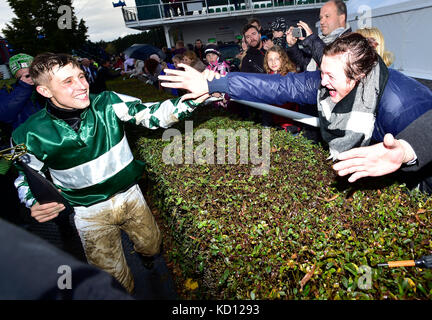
[124, 44, 165, 61]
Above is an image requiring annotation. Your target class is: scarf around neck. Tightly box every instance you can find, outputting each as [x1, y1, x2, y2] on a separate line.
[317, 57, 389, 159]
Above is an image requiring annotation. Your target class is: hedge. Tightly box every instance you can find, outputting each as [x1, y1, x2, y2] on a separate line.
[111, 79, 432, 300]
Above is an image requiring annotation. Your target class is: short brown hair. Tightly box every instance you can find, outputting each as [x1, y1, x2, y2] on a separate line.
[324, 33, 378, 83]
[30, 53, 80, 85]
[242, 24, 260, 37]
[183, 50, 198, 62]
[330, 0, 347, 23]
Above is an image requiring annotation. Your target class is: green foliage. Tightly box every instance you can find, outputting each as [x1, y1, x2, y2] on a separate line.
[115, 79, 432, 300]
[104, 28, 166, 55]
[3, 0, 87, 55]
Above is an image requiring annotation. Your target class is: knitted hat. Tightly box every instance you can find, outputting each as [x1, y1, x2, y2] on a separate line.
[9, 53, 34, 77]
[204, 44, 220, 56]
[271, 17, 287, 32]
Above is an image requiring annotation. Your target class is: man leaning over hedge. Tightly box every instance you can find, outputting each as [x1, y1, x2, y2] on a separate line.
[11, 52, 202, 294]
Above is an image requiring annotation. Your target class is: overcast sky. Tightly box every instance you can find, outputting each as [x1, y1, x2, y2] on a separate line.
[0, 0, 142, 42]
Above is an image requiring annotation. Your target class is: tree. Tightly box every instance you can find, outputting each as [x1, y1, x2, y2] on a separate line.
[2, 0, 88, 56]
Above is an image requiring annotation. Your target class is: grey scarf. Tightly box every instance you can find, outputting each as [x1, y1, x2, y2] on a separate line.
[317, 59, 384, 160]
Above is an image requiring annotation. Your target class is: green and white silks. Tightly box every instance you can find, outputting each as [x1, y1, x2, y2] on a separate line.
[12, 91, 198, 207]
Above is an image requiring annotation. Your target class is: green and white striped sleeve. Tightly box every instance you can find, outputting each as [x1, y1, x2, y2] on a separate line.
[14, 152, 46, 208]
[110, 92, 199, 129]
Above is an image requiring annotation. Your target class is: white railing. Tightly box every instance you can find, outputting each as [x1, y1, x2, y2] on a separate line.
[122, 0, 325, 23]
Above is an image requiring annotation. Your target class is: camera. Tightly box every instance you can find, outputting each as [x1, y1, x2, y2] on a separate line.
[292, 27, 306, 38]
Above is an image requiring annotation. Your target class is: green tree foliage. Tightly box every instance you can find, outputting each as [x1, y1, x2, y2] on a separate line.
[108, 27, 166, 54]
[2, 0, 88, 55]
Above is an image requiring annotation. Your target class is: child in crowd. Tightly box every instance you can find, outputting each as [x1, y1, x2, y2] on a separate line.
[172, 54, 184, 69]
[205, 44, 230, 108]
[204, 43, 230, 76]
[263, 45, 300, 134]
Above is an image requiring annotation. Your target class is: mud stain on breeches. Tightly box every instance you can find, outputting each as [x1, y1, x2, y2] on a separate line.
[74, 188, 161, 294]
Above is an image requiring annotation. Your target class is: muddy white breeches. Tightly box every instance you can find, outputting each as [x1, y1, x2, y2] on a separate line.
[73, 184, 161, 293]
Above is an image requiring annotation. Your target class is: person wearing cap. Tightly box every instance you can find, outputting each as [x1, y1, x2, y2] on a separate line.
[205, 44, 230, 108]
[205, 44, 230, 76]
[0, 53, 43, 130]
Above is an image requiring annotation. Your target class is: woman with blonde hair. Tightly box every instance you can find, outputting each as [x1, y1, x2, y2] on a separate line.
[182, 50, 206, 72]
[356, 27, 395, 67]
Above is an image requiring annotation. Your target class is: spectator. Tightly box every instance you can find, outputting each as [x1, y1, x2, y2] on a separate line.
[0, 53, 42, 130]
[356, 27, 395, 67]
[172, 40, 187, 56]
[236, 37, 248, 70]
[123, 59, 145, 79]
[248, 17, 271, 40]
[161, 0, 172, 18]
[263, 46, 300, 134]
[0, 218, 133, 300]
[205, 44, 230, 108]
[92, 59, 122, 94]
[12, 53, 203, 294]
[333, 110, 432, 193]
[240, 23, 272, 127]
[113, 55, 125, 70]
[123, 55, 135, 72]
[194, 39, 206, 62]
[286, 0, 351, 72]
[172, 53, 184, 69]
[159, 33, 432, 191]
[183, 50, 206, 72]
[270, 17, 288, 49]
[81, 58, 98, 93]
[240, 24, 266, 73]
[171, 0, 184, 16]
[162, 46, 173, 64]
[143, 57, 163, 88]
[205, 44, 230, 76]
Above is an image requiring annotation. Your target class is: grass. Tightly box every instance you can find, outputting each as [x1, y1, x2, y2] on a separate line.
[99, 78, 432, 299]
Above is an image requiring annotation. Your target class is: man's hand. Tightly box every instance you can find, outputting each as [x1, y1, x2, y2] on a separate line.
[160, 63, 210, 102]
[297, 20, 313, 40]
[31, 202, 65, 223]
[332, 133, 416, 183]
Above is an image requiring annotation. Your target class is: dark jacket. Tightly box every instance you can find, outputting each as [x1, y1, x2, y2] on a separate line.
[0, 218, 132, 300]
[240, 47, 266, 73]
[208, 68, 432, 144]
[0, 80, 42, 129]
[398, 109, 432, 172]
[397, 109, 432, 193]
[92, 66, 121, 94]
[286, 28, 351, 72]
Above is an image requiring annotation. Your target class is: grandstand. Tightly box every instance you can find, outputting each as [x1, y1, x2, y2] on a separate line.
[118, 0, 337, 46]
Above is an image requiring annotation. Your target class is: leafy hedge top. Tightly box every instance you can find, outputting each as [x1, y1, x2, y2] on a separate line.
[113, 79, 432, 300]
